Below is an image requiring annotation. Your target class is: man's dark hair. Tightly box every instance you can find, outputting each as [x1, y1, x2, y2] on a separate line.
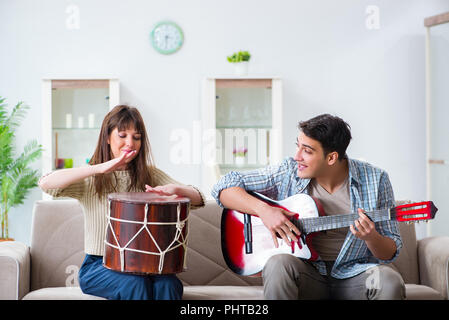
[298, 114, 352, 161]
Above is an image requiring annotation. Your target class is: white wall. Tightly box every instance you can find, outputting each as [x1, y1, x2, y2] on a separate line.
[1, 0, 448, 244]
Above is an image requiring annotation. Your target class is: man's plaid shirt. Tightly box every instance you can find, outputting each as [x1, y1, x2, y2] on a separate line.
[211, 157, 402, 279]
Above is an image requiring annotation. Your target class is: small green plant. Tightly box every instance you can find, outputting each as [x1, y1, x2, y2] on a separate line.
[233, 147, 248, 157]
[0, 97, 43, 239]
[227, 51, 251, 63]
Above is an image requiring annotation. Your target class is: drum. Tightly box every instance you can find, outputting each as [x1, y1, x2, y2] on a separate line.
[103, 192, 190, 275]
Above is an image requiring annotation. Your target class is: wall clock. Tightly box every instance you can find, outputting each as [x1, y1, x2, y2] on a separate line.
[150, 21, 184, 55]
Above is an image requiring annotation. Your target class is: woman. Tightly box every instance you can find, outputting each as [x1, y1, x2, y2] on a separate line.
[39, 105, 205, 300]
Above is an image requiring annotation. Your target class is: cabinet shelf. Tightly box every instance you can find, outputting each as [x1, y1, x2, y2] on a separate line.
[215, 125, 272, 129]
[52, 127, 101, 130]
[219, 164, 264, 170]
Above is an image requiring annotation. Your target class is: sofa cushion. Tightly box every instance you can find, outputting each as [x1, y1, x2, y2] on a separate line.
[30, 200, 85, 291]
[22, 287, 105, 300]
[183, 285, 264, 300]
[405, 284, 444, 300]
[177, 201, 263, 286]
[23, 284, 441, 300]
[22, 285, 264, 300]
[390, 202, 420, 284]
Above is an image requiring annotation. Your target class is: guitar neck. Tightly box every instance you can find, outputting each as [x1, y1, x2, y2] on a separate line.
[294, 209, 391, 234]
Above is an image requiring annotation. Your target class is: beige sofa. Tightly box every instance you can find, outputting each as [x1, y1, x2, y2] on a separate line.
[0, 199, 448, 300]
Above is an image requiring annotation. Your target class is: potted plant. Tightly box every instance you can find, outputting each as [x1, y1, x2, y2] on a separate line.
[0, 97, 43, 241]
[227, 51, 251, 76]
[233, 146, 248, 166]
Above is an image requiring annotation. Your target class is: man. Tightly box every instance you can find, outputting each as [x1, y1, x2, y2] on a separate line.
[211, 114, 405, 300]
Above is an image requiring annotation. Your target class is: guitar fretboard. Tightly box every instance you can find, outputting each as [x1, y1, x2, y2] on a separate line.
[294, 209, 391, 234]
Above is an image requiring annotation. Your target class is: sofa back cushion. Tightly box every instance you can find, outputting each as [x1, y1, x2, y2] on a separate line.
[387, 200, 420, 284]
[390, 222, 419, 284]
[30, 199, 262, 290]
[30, 200, 85, 290]
[178, 201, 263, 286]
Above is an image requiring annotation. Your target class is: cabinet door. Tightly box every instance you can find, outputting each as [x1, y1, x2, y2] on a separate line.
[41, 79, 119, 196]
[215, 80, 273, 175]
[201, 78, 282, 195]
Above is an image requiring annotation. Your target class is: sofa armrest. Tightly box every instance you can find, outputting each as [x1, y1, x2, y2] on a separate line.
[418, 236, 449, 299]
[0, 241, 30, 300]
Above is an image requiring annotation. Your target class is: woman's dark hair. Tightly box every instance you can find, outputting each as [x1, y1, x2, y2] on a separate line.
[298, 114, 352, 161]
[89, 105, 155, 196]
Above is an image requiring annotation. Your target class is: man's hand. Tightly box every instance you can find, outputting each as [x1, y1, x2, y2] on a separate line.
[350, 208, 378, 241]
[350, 208, 397, 260]
[256, 204, 301, 248]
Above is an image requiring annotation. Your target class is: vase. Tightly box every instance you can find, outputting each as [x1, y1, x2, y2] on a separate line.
[233, 62, 249, 76]
[235, 156, 245, 166]
[0, 238, 14, 242]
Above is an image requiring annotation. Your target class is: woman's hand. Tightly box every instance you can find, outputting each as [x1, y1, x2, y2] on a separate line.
[145, 184, 204, 206]
[145, 183, 179, 196]
[94, 150, 137, 174]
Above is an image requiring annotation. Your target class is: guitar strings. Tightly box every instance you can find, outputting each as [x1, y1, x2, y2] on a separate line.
[296, 209, 392, 233]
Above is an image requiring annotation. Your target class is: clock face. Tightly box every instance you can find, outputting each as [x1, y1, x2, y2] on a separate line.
[150, 21, 184, 54]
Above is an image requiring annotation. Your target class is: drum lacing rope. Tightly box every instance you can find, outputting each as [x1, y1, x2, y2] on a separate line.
[104, 201, 188, 273]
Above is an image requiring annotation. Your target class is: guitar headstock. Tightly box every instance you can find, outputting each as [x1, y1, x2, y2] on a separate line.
[393, 201, 438, 223]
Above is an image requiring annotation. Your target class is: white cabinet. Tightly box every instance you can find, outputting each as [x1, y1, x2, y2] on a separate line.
[201, 77, 282, 196]
[41, 79, 119, 199]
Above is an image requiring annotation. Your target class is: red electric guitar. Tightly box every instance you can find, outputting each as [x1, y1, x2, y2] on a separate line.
[221, 191, 438, 276]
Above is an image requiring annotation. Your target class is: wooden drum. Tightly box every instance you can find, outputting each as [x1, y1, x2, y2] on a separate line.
[103, 192, 190, 275]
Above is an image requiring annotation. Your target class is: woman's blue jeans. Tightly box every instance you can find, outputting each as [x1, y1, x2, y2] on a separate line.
[78, 254, 183, 300]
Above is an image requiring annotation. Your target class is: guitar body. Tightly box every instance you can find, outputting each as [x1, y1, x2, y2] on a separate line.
[221, 192, 325, 276]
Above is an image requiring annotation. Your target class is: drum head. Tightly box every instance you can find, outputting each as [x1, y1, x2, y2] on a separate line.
[108, 192, 190, 204]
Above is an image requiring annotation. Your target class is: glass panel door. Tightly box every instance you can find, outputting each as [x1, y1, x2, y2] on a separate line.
[51, 83, 110, 170]
[215, 80, 272, 176]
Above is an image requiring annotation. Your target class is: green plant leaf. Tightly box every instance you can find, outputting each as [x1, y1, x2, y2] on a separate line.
[11, 140, 43, 172]
[7, 168, 39, 208]
[227, 51, 251, 63]
[0, 96, 42, 238]
[5, 101, 29, 129]
[0, 97, 9, 125]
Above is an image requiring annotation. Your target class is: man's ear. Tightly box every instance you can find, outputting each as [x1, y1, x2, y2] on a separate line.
[327, 151, 339, 165]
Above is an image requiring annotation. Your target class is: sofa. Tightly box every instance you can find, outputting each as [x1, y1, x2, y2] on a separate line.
[0, 198, 448, 300]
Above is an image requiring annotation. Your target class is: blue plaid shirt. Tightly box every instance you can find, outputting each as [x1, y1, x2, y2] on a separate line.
[211, 157, 402, 279]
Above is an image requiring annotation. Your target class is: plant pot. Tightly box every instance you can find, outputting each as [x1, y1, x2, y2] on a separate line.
[233, 61, 249, 76]
[0, 238, 14, 242]
[235, 156, 245, 166]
